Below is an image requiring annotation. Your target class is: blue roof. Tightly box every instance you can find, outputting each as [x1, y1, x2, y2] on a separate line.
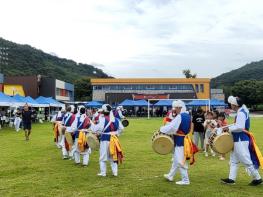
[186, 100, 209, 106]
[210, 99, 227, 106]
[133, 99, 148, 106]
[35, 96, 63, 107]
[119, 99, 135, 106]
[13, 94, 27, 103]
[0, 92, 20, 106]
[85, 101, 103, 107]
[119, 99, 149, 106]
[154, 100, 173, 106]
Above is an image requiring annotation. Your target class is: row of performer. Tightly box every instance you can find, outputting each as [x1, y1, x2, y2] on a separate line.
[152, 96, 263, 186]
[52, 105, 128, 177]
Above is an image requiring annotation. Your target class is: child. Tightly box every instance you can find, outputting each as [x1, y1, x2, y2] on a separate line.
[217, 112, 228, 160]
[203, 111, 216, 157]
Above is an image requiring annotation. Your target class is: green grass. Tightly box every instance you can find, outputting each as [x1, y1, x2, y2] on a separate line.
[0, 118, 263, 197]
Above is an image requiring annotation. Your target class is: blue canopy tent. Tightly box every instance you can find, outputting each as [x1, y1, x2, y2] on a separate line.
[85, 101, 103, 108]
[154, 100, 173, 106]
[25, 96, 47, 107]
[186, 100, 209, 106]
[119, 99, 135, 106]
[210, 99, 227, 107]
[12, 94, 27, 106]
[0, 92, 21, 106]
[133, 99, 148, 106]
[46, 97, 64, 108]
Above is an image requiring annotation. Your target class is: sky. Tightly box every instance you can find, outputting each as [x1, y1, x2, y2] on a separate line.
[0, 0, 263, 78]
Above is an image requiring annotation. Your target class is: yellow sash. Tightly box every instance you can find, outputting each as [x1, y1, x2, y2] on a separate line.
[78, 131, 87, 152]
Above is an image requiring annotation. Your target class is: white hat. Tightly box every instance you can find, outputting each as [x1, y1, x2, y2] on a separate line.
[98, 108, 103, 113]
[172, 100, 185, 108]
[102, 104, 112, 113]
[117, 106, 123, 110]
[228, 96, 238, 106]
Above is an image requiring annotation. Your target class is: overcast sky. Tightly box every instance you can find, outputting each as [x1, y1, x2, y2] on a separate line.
[1, 0, 263, 78]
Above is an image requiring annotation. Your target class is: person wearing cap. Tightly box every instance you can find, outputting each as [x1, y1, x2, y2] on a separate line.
[71, 107, 91, 166]
[160, 100, 191, 185]
[91, 104, 124, 177]
[221, 96, 262, 186]
[61, 105, 76, 159]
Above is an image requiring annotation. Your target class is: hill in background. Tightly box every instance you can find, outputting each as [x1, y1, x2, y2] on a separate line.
[0, 38, 109, 83]
[211, 60, 263, 88]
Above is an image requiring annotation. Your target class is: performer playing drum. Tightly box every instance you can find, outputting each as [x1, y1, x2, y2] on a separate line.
[160, 100, 195, 185]
[61, 106, 76, 159]
[91, 104, 124, 177]
[221, 96, 262, 186]
[114, 106, 129, 127]
[71, 107, 92, 166]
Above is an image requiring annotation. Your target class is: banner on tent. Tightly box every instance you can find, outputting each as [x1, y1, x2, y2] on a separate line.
[132, 94, 169, 100]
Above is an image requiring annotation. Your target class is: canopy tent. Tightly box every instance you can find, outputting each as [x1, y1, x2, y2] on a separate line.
[46, 97, 65, 108]
[0, 92, 22, 107]
[35, 96, 50, 106]
[12, 94, 27, 106]
[25, 96, 49, 107]
[119, 99, 149, 107]
[119, 99, 135, 106]
[210, 99, 228, 106]
[154, 100, 173, 106]
[85, 101, 103, 108]
[133, 99, 148, 106]
[186, 100, 209, 106]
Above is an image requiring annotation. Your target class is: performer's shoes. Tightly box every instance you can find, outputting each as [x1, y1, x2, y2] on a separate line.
[112, 173, 118, 177]
[63, 156, 68, 160]
[164, 174, 173, 182]
[97, 173, 106, 177]
[221, 178, 235, 185]
[249, 179, 262, 186]
[175, 181, 190, 185]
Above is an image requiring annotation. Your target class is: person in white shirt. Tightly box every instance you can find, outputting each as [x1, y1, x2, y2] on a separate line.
[221, 96, 262, 186]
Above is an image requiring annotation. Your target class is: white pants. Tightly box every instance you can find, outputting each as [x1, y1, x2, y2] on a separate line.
[56, 134, 63, 148]
[70, 138, 78, 158]
[229, 140, 261, 181]
[61, 135, 69, 157]
[99, 141, 118, 176]
[14, 117, 21, 131]
[74, 145, 91, 165]
[166, 146, 189, 183]
[193, 132, 204, 149]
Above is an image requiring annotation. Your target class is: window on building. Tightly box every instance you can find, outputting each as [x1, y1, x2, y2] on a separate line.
[200, 84, 204, 92]
[195, 84, 199, 93]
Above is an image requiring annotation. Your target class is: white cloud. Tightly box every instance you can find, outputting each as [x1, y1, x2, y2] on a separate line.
[0, 0, 263, 78]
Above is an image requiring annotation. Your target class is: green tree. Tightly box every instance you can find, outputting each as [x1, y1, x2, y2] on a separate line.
[182, 69, 197, 78]
[74, 77, 92, 101]
[231, 80, 263, 108]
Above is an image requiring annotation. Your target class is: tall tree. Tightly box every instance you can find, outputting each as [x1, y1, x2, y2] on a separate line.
[231, 80, 263, 108]
[182, 69, 197, 78]
[74, 77, 92, 101]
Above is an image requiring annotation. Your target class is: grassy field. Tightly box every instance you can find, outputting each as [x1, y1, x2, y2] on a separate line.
[0, 118, 263, 197]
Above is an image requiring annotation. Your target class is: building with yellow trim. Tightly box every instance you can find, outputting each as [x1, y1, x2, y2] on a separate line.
[91, 78, 210, 105]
